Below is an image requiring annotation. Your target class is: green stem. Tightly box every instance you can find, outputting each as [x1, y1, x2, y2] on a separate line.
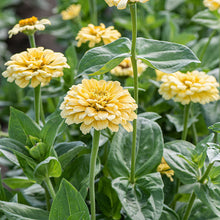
[40, 99, 45, 125]
[183, 162, 214, 220]
[181, 103, 191, 141]
[28, 34, 36, 48]
[89, 0, 97, 25]
[129, 3, 138, 184]
[219, 31, 220, 84]
[190, 109, 198, 145]
[89, 130, 101, 220]
[34, 85, 41, 124]
[44, 176, 56, 200]
[199, 30, 216, 62]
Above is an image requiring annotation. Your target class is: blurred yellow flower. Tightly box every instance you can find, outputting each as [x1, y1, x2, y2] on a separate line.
[155, 69, 169, 81]
[2, 47, 70, 88]
[76, 23, 121, 47]
[61, 4, 81, 20]
[158, 70, 220, 105]
[111, 58, 147, 77]
[157, 157, 174, 182]
[8, 16, 51, 38]
[203, 0, 220, 12]
[60, 79, 137, 134]
[105, 0, 150, 10]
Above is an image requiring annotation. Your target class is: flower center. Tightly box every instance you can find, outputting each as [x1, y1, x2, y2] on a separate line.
[88, 90, 110, 110]
[19, 16, 38, 27]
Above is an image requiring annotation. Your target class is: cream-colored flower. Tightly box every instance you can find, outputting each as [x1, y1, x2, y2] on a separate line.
[61, 4, 81, 20]
[111, 58, 147, 77]
[157, 157, 174, 182]
[203, 0, 220, 13]
[2, 47, 70, 88]
[105, 0, 150, 10]
[158, 70, 220, 105]
[155, 69, 169, 81]
[8, 16, 51, 38]
[76, 23, 121, 47]
[60, 79, 137, 134]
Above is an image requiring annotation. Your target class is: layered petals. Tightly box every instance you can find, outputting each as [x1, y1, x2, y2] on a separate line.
[104, 0, 150, 9]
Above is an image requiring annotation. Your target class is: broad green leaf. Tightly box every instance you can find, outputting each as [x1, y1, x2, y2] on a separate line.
[209, 122, 220, 133]
[164, 140, 198, 184]
[0, 201, 49, 220]
[77, 37, 131, 76]
[138, 112, 161, 121]
[0, 170, 6, 201]
[107, 118, 163, 178]
[3, 177, 36, 189]
[136, 37, 200, 73]
[112, 173, 164, 220]
[0, 149, 19, 165]
[206, 143, 220, 164]
[55, 141, 88, 169]
[40, 111, 64, 147]
[210, 166, 220, 185]
[9, 107, 41, 145]
[194, 182, 220, 217]
[192, 10, 220, 29]
[49, 179, 90, 220]
[159, 205, 180, 220]
[34, 157, 62, 180]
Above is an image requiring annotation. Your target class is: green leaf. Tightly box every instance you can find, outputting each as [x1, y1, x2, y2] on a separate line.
[136, 37, 200, 73]
[3, 177, 36, 189]
[206, 144, 220, 164]
[192, 10, 220, 29]
[40, 112, 64, 147]
[0, 201, 49, 220]
[138, 112, 161, 121]
[55, 141, 88, 169]
[112, 173, 164, 220]
[49, 179, 90, 220]
[209, 122, 220, 133]
[0, 149, 19, 165]
[0, 170, 6, 201]
[194, 182, 220, 217]
[77, 37, 131, 76]
[107, 118, 163, 178]
[34, 157, 62, 180]
[9, 107, 41, 145]
[164, 140, 198, 184]
[210, 166, 220, 185]
[159, 204, 180, 220]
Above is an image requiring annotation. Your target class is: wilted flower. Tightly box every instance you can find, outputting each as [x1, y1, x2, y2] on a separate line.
[2, 47, 70, 88]
[76, 23, 121, 47]
[158, 70, 220, 105]
[8, 16, 51, 38]
[104, 0, 150, 10]
[157, 157, 174, 182]
[155, 69, 169, 81]
[60, 79, 137, 134]
[203, 0, 220, 13]
[61, 4, 81, 20]
[111, 58, 147, 77]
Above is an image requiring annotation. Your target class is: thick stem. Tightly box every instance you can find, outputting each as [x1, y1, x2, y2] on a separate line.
[44, 176, 56, 200]
[183, 162, 214, 220]
[89, 130, 101, 220]
[28, 34, 36, 48]
[34, 85, 41, 124]
[129, 3, 138, 184]
[89, 0, 97, 25]
[181, 103, 191, 141]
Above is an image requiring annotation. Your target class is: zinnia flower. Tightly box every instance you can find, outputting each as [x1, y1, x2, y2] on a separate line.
[2, 47, 70, 88]
[8, 16, 51, 38]
[105, 0, 150, 10]
[110, 58, 147, 77]
[203, 0, 220, 13]
[76, 23, 121, 47]
[60, 79, 137, 134]
[157, 157, 174, 182]
[158, 70, 220, 105]
[61, 4, 81, 20]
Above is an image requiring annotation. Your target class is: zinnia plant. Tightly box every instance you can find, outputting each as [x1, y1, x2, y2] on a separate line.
[61, 4, 81, 20]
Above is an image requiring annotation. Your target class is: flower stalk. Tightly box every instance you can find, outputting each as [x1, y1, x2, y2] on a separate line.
[182, 103, 191, 140]
[44, 175, 56, 200]
[129, 2, 138, 184]
[89, 129, 101, 220]
[89, 0, 98, 25]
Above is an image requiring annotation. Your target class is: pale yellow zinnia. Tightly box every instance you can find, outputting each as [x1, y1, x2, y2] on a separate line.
[157, 157, 174, 182]
[110, 57, 147, 77]
[105, 0, 150, 10]
[158, 70, 220, 105]
[76, 23, 121, 48]
[2, 47, 70, 88]
[60, 79, 137, 134]
[203, 0, 220, 12]
[8, 16, 51, 38]
[61, 4, 81, 20]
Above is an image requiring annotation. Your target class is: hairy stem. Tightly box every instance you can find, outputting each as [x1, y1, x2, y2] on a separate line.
[182, 103, 191, 140]
[89, 0, 98, 25]
[44, 176, 56, 200]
